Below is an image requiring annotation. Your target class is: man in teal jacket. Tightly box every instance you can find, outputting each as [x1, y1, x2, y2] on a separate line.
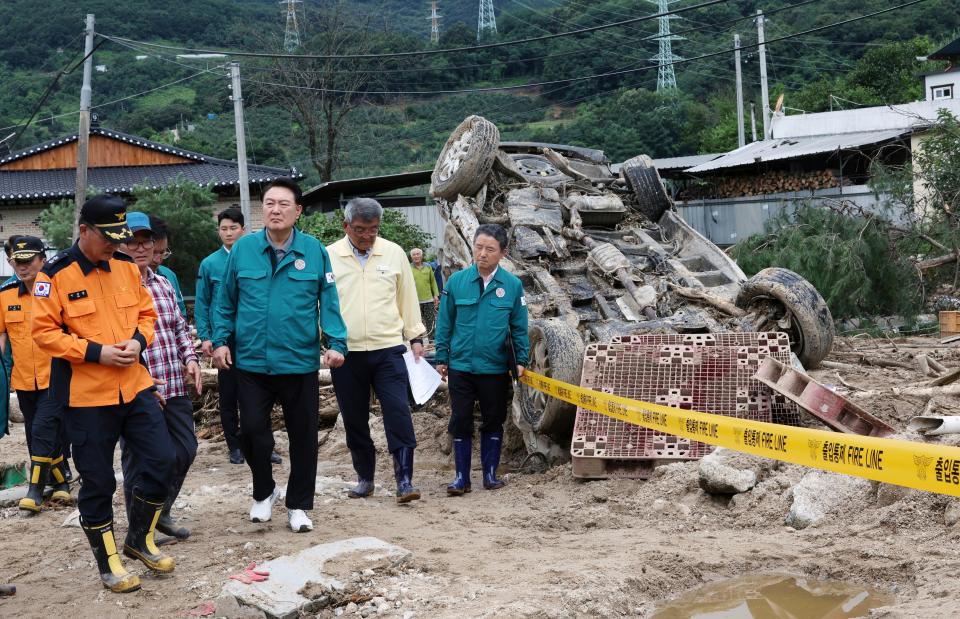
[435, 223, 529, 495]
[195, 207, 247, 465]
[212, 178, 347, 533]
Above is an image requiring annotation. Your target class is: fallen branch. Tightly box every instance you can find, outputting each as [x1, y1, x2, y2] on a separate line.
[927, 367, 960, 387]
[834, 352, 914, 370]
[667, 283, 746, 317]
[858, 384, 960, 399]
[916, 252, 958, 271]
[820, 360, 860, 371]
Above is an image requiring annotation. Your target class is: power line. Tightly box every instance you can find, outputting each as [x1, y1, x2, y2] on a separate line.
[99, 0, 734, 61]
[237, 0, 932, 96]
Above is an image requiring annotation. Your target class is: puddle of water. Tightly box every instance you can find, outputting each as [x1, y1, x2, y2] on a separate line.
[651, 573, 894, 619]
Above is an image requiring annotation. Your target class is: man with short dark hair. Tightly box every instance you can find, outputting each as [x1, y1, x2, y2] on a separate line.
[32, 195, 175, 593]
[0, 236, 74, 514]
[328, 197, 426, 504]
[120, 212, 202, 540]
[196, 207, 248, 464]
[212, 178, 348, 532]
[435, 223, 529, 495]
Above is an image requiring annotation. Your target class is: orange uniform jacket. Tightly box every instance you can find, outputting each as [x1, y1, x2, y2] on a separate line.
[0, 280, 51, 391]
[31, 245, 157, 407]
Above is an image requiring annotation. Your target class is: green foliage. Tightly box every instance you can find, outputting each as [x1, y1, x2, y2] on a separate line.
[38, 199, 76, 250]
[730, 204, 923, 319]
[129, 178, 220, 293]
[299, 209, 432, 253]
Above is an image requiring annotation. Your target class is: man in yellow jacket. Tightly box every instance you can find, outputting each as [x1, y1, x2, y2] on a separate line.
[327, 198, 426, 503]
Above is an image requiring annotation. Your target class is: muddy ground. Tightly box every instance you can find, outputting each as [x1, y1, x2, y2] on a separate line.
[2, 335, 960, 618]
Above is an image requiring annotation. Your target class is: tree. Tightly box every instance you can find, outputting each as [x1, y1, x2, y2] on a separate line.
[251, 1, 380, 182]
[38, 199, 75, 250]
[130, 178, 220, 293]
[299, 208, 432, 253]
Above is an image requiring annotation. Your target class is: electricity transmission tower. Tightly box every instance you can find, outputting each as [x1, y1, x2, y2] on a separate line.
[647, 0, 683, 91]
[478, 0, 497, 42]
[428, 1, 442, 44]
[281, 0, 303, 52]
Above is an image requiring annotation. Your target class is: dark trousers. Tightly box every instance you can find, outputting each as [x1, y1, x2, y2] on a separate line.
[331, 345, 417, 456]
[218, 367, 241, 452]
[236, 369, 319, 510]
[65, 389, 173, 524]
[121, 396, 198, 510]
[21, 388, 70, 460]
[448, 370, 511, 439]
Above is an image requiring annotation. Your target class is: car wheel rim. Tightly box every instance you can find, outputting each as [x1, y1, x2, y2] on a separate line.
[437, 130, 473, 182]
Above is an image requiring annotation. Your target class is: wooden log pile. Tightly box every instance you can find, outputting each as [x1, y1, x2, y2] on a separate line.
[679, 169, 845, 200]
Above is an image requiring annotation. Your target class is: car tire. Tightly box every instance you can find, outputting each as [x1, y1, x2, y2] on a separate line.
[430, 115, 500, 200]
[512, 319, 584, 439]
[621, 154, 671, 223]
[736, 267, 835, 368]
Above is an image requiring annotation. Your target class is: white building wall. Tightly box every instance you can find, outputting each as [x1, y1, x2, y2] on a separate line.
[925, 69, 960, 102]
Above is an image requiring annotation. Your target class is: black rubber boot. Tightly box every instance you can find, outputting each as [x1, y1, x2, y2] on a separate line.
[446, 438, 472, 496]
[18, 456, 51, 515]
[347, 448, 376, 498]
[123, 496, 176, 573]
[48, 456, 73, 504]
[155, 497, 190, 540]
[81, 519, 141, 593]
[392, 447, 421, 504]
[481, 431, 506, 490]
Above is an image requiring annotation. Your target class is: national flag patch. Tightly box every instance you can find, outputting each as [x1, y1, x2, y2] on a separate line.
[33, 281, 51, 298]
[325, 272, 335, 284]
[520, 296, 526, 306]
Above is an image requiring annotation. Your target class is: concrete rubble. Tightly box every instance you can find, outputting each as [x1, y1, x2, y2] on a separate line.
[785, 470, 873, 529]
[697, 448, 766, 495]
[221, 537, 412, 619]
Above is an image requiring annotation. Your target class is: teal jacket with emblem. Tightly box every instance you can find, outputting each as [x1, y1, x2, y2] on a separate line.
[434, 264, 529, 374]
[211, 228, 348, 374]
[195, 246, 229, 342]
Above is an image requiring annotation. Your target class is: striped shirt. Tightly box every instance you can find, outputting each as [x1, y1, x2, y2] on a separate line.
[143, 268, 198, 399]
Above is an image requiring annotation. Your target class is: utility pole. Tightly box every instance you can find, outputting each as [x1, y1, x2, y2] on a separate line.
[734, 34, 745, 148]
[756, 9, 770, 140]
[647, 0, 683, 92]
[281, 0, 303, 53]
[429, 1, 441, 44]
[73, 13, 95, 242]
[229, 63, 251, 228]
[750, 103, 758, 142]
[477, 0, 497, 42]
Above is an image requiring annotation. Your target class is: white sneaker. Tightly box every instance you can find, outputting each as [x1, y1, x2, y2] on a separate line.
[249, 487, 280, 523]
[288, 509, 313, 533]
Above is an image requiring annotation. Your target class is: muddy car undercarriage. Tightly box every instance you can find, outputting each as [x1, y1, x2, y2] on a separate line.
[429, 116, 836, 462]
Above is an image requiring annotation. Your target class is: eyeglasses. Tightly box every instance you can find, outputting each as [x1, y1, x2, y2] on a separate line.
[348, 223, 380, 237]
[125, 238, 155, 249]
[155, 249, 173, 259]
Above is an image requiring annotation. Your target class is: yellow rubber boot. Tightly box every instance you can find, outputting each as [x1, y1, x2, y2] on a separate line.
[49, 456, 74, 504]
[80, 519, 141, 593]
[18, 456, 52, 515]
[123, 496, 176, 573]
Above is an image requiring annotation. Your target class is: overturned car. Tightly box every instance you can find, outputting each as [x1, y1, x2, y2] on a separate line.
[429, 116, 835, 461]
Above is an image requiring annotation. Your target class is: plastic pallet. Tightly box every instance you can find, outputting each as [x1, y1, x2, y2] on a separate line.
[752, 356, 895, 437]
[571, 332, 800, 479]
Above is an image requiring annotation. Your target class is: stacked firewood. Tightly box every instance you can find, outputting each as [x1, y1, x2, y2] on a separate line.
[679, 170, 845, 200]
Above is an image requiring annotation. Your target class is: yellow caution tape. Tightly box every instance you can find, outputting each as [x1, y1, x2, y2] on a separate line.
[520, 370, 960, 496]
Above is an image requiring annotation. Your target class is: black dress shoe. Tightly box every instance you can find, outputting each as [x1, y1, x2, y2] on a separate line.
[270, 452, 282, 465]
[229, 449, 245, 465]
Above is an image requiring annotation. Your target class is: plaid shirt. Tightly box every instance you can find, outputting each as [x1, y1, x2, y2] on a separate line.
[143, 268, 198, 399]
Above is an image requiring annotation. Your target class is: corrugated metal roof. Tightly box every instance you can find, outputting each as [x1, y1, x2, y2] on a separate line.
[652, 153, 722, 170]
[685, 129, 907, 173]
[771, 99, 960, 139]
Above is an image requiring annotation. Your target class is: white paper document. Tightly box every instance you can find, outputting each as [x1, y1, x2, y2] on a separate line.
[403, 351, 443, 405]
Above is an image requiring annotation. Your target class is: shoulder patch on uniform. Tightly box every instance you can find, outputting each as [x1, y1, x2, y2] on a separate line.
[325, 272, 335, 284]
[0, 279, 19, 292]
[33, 281, 51, 298]
[40, 249, 76, 278]
[520, 296, 527, 306]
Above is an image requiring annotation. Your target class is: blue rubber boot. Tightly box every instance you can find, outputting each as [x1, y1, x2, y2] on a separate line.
[348, 449, 376, 498]
[481, 431, 505, 490]
[446, 438, 472, 496]
[392, 447, 421, 503]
